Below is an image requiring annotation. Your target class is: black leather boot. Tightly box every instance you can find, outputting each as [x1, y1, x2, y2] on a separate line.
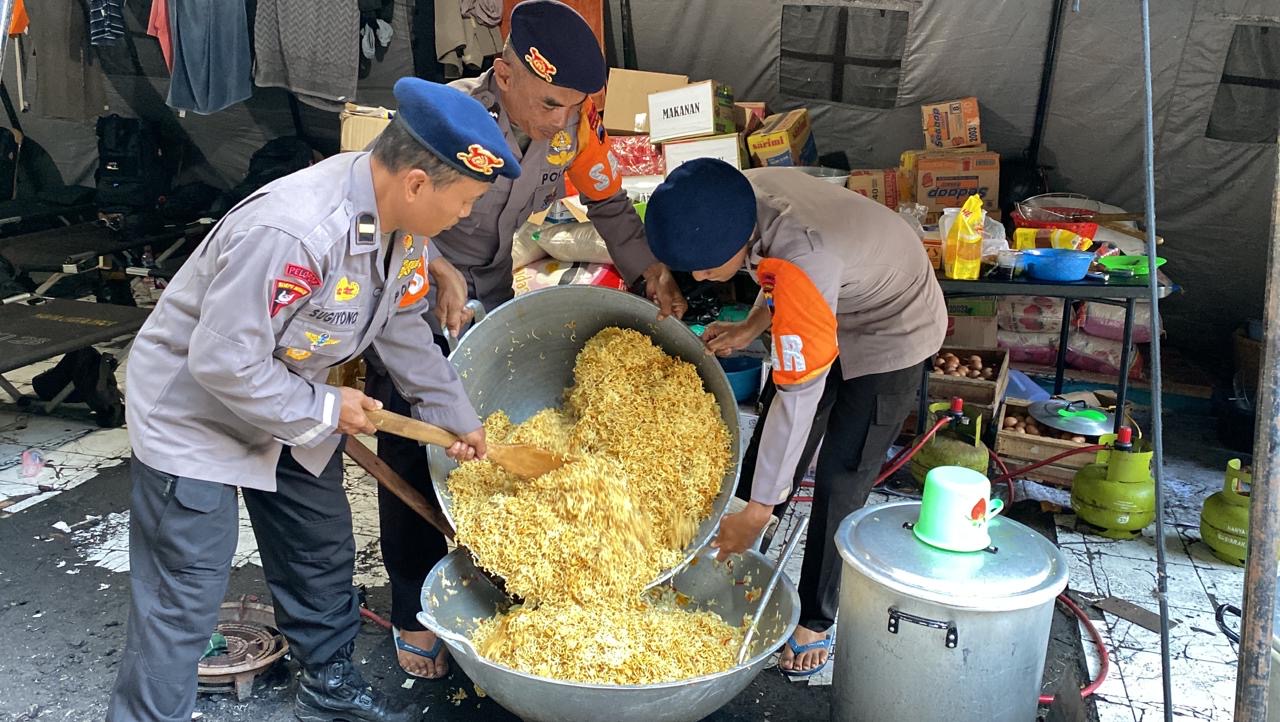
[294, 646, 414, 722]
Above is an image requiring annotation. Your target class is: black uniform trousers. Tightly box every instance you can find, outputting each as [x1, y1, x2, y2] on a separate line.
[735, 357, 922, 633]
[363, 333, 451, 632]
[107, 444, 359, 722]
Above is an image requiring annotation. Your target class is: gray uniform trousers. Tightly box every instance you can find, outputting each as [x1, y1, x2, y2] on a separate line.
[106, 442, 358, 722]
[734, 359, 922, 633]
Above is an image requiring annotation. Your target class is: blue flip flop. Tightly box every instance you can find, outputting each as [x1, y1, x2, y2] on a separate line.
[780, 634, 833, 678]
[392, 625, 447, 679]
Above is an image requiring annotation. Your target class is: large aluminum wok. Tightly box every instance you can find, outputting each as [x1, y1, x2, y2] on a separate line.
[418, 547, 799, 722]
[426, 286, 743, 587]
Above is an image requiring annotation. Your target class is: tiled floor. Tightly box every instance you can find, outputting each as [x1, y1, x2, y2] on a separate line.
[0, 354, 1251, 719]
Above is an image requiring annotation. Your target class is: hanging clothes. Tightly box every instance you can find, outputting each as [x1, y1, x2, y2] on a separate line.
[412, 0, 446, 82]
[358, 0, 394, 79]
[255, 0, 359, 111]
[88, 0, 126, 46]
[436, 0, 501, 80]
[460, 0, 501, 27]
[9, 0, 28, 35]
[26, 0, 107, 121]
[148, 0, 173, 72]
[167, 0, 253, 114]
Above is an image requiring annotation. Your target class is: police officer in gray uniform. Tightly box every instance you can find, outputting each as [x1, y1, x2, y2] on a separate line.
[106, 78, 520, 722]
[367, 0, 690, 680]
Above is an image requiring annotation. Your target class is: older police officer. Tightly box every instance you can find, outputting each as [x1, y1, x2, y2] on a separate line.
[366, 0, 687, 679]
[106, 79, 518, 722]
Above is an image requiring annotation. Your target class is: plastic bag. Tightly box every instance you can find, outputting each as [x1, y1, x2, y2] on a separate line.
[1077, 302, 1157, 343]
[997, 296, 1067, 333]
[943, 195, 984, 280]
[609, 135, 664, 176]
[536, 222, 613, 265]
[512, 222, 550, 268]
[997, 330, 1060, 366]
[512, 259, 627, 296]
[981, 222, 1009, 265]
[1066, 330, 1143, 378]
[898, 203, 928, 240]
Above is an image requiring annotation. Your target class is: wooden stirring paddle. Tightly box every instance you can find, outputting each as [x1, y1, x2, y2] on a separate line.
[366, 408, 565, 480]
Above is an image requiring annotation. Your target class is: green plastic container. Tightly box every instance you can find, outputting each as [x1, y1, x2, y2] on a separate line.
[914, 466, 1005, 552]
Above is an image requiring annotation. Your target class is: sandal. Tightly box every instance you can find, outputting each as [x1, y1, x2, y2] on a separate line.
[779, 633, 833, 678]
[392, 625, 447, 679]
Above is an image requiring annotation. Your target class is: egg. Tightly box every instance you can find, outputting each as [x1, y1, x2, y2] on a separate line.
[968, 355, 983, 367]
[1004, 417, 1018, 428]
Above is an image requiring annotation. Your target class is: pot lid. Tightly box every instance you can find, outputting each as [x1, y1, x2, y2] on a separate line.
[836, 501, 1068, 611]
[1028, 399, 1115, 436]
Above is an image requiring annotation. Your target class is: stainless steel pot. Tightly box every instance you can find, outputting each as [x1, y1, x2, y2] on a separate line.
[426, 285, 742, 586]
[833, 501, 1069, 722]
[417, 547, 799, 722]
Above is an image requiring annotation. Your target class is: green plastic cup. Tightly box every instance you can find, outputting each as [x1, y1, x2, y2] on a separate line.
[914, 466, 1005, 552]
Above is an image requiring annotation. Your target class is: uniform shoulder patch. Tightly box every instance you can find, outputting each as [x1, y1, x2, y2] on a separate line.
[758, 258, 838, 386]
[270, 279, 310, 318]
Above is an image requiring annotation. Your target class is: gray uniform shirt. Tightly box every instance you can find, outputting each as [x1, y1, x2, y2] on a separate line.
[125, 153, 479, 490]
[745, 168, 948, 505]
[436, 70, 659, 312]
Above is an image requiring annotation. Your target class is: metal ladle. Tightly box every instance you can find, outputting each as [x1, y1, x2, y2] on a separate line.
[736, 514, 809, 664]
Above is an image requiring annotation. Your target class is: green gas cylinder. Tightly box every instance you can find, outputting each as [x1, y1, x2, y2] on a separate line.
[1199, 459, 1252, 567]
[1070, 427, 1156, 539]
[908, 400, 989, 484]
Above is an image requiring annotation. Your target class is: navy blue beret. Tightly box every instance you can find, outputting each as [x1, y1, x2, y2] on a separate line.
[645, 159, 757, 271]
[509, 0, 605, 94]
[392, 77, 521, 182]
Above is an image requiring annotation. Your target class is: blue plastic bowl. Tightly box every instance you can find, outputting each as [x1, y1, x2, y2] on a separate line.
[719, 356, 762, 403]
[1021, 248, 1095, 282]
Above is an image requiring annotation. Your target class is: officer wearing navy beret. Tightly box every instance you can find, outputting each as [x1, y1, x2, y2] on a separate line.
[645, 159, 947, 678]
[365, 0, 688, 681]
[106, 79, 516, 722]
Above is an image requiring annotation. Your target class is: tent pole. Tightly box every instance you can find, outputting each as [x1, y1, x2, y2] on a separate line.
[0, 0, 13, 80]
[1233, 84, 1280, 722]
[1027, 0, 1068, 168]
[1137, 1, 1174, 719]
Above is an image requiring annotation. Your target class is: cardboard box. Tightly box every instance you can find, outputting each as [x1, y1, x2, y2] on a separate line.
[747, 109, 818, 167]
[922, 237, 943, 270]
[647, 80, 735, 144]
[898, 146, 989, 205]
[846, 169, 899, 209]
[916, 150, 1000, 217]
[733, 102, 769, 134]
[922, 96, 982, 149]
[603, 68, 689, 135]
[945, 316, 999, 348]
[662, 133, 747, 175]
[930, 344, 1008, 405]
[946, 297, 998, 317]
[339, 104, 394, 152]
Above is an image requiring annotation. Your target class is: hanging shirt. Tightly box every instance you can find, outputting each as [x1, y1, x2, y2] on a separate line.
[147, 0, 172, 72]
[167, 0, 253, 114]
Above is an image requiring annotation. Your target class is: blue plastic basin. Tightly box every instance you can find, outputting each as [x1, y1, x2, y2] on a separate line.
[1022, 248, 1095, 282]
[719, 356, 762, 403]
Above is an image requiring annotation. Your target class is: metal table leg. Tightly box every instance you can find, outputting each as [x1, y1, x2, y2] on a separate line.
[1114, 298, 1137, 434]
[1054, 297, 1073, 395]
[916, 359, 931, 434]
[0, 375, 21, 401]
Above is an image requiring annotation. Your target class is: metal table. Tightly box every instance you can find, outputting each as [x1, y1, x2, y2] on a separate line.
[920, 273, 1178, 435]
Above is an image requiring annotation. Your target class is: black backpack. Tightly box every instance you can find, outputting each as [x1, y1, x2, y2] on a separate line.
[95, 114, 170, 214]
[213, 136, 317, 215]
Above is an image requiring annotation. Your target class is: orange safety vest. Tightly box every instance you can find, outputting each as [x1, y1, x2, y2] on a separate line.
[758, 258, 838, 386]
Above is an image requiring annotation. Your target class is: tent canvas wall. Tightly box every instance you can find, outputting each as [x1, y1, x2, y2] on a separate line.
[5, 0, 1278, 368]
